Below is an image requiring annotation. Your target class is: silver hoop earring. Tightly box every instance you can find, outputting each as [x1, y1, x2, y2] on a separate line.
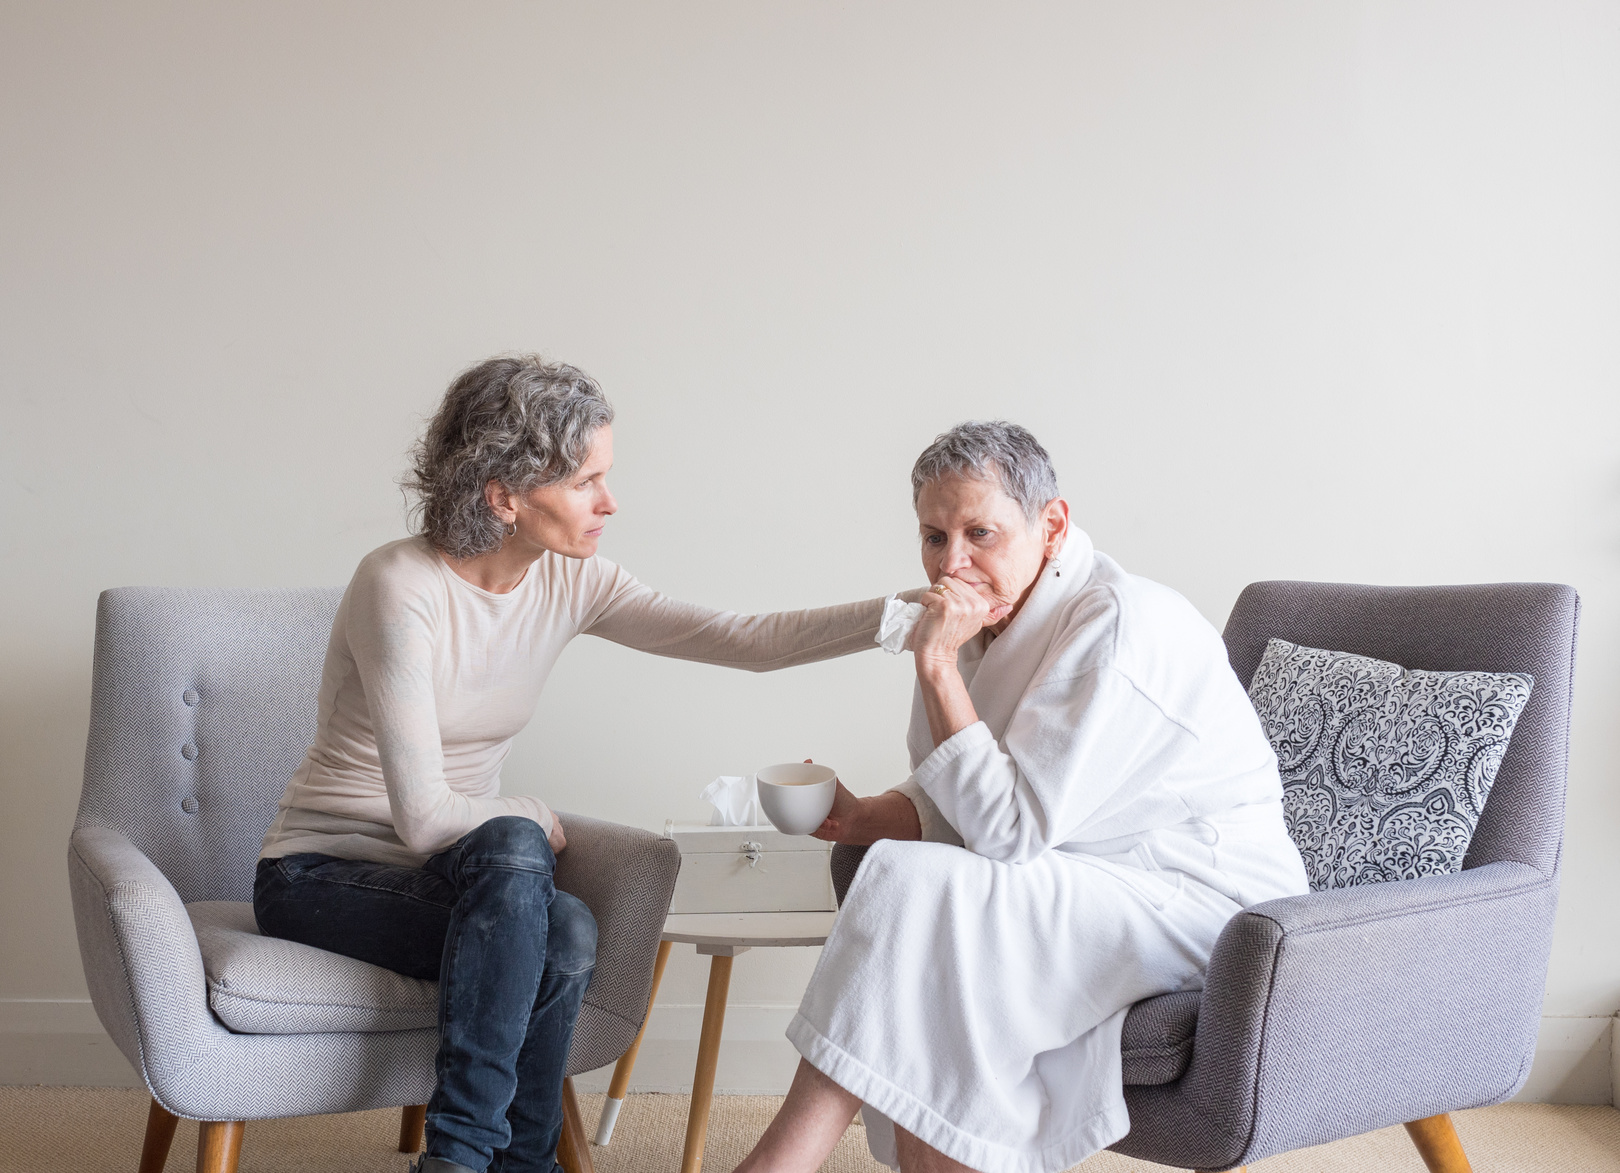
[505, 522, 517, 537]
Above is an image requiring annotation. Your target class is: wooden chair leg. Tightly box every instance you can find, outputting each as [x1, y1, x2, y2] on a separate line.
[557, 1077, 596, 1173]
[399, 1104, 427, 1153]
[596, 937, 673, 1144]
[138, 1098, 179, 1173]
[1405, 1113, 1473, 1173]
[195, 1120, 244, 1173]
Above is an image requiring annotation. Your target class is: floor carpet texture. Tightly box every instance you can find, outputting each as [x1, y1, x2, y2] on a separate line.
[1, 1087, 1616, 1172]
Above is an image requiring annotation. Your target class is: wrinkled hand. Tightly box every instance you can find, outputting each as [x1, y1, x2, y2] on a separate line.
[913, 574, 1010, 673]
[811, 780, 866, 844]
[548, 814, 567, 854]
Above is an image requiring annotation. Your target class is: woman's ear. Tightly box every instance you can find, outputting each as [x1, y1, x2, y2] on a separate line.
[484, 479, 518, 525]
[1042, 497, 1071, 556]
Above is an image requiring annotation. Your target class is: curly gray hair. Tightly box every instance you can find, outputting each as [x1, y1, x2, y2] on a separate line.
[404, 355, 615, 558]
[911, 420, 1060, 524]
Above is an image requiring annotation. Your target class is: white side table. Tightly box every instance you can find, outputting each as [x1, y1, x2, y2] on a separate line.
[594, 910, 838, 1173]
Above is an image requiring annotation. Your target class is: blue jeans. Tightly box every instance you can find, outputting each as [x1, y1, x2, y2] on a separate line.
[253, 816, 597, 1173]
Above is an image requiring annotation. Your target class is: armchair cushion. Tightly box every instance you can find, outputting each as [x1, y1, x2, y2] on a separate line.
[1247, 638, 1532, 889]
[188, 902, 437, 1035]
[1120, 991, 1199, 1086]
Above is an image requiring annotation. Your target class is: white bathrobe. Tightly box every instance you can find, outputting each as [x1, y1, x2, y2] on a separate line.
[787, 530, 1309, 1173]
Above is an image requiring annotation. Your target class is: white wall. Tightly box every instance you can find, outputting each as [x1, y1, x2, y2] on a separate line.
[2, 0, 1617, 1099]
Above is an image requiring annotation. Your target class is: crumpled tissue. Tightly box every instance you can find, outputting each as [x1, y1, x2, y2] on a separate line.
[701, 774, 765, 826]
[876, 593, 925, 654]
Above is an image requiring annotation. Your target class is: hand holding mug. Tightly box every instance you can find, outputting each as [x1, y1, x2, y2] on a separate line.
[812, 780, 866, 843]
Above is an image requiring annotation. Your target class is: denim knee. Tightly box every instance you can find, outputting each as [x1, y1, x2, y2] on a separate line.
[458, 815, 555, 873]
[547, 891, 598, 977]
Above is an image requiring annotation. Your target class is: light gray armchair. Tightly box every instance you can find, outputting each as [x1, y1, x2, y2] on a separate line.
[832, 579, 1579, 1173]
[68, 587, 680, 1173]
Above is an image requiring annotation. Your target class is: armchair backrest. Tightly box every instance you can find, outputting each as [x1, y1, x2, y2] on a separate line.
[1221, 581, 1579, 879]
[76, 587, 343, 903]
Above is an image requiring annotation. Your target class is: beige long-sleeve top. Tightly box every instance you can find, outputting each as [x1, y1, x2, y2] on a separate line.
[261, 537, 892, 868]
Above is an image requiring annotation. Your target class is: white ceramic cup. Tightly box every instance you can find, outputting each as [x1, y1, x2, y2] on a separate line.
[754, 762, 839, 836]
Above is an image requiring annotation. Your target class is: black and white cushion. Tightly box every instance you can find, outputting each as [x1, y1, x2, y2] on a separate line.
[1247, 638, 1532, 890]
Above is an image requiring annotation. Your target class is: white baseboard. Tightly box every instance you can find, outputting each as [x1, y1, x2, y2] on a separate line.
[4, 1000, 1615, 1105]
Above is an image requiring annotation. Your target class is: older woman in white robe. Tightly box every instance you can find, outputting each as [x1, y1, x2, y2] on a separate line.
[734, 422, 1309, 1173]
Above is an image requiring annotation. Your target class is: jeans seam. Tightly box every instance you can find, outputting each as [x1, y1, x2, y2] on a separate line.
[449, 862, 555, 878]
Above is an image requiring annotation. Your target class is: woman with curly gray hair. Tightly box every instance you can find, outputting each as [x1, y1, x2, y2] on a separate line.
[252, 355, 914, 1173]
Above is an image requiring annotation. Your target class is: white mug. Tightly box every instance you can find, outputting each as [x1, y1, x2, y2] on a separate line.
[754, 762, 838, 836]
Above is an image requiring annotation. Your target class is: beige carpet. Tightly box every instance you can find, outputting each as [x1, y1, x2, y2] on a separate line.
[1, 1087, 1617, 1172]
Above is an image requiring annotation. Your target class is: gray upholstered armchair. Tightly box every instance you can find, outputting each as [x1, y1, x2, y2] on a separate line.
[832, 580, 1578, 1173]
[68, 587, 679, 1173]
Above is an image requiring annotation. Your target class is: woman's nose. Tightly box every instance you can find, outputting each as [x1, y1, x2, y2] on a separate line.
[600, 487, 618, 516]
[941, 540, 972, 573]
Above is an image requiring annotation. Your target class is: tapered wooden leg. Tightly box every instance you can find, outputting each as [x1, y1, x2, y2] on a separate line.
[195, 1120, 244, 1173]
[557, 1077, 596, 1173]
[1405, 1113, 1473, 1173]
[596, 938, 673, 1145]
[138, 1098, 179, 1173]
[398, 1104, 427, 1153]
[680, 953, 734, 1173]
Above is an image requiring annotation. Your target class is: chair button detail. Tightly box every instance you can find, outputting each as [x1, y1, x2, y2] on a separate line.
[182, 743, 199, 760]
[181, 797, 199, 814]
[183, 689, 200, 706]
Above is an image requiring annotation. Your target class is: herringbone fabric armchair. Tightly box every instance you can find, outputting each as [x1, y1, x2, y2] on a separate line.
[69, 587, 679, 1173]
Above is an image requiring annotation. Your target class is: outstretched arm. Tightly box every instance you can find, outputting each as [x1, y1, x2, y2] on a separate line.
[583, 568, 920, 671]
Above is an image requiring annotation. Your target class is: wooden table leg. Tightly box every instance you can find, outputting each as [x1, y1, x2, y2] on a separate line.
[596, 938, 673, 1145]
[138, 1098, 179, 1173]
[680, 952, 735, 1173]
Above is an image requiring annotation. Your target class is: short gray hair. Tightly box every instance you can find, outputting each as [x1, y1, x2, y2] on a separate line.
[911, 420, 1060, 524]
[404, 355, 615, 558]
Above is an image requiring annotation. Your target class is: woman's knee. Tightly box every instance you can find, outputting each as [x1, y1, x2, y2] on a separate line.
[547, 891, 597, 976]
[459, 815, 554, 872]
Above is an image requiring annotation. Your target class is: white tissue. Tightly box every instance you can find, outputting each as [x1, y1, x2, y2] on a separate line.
[702, 774, 765, 826]
[876, 593, 925, 655]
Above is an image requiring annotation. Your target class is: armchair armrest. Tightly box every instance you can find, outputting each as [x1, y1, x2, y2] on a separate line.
[552, 813, 681, 1069]
[67, 825, 226, 1098]
[1119, 861, 1558, 1169]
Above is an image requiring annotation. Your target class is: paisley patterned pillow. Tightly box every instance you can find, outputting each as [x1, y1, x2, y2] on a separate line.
[1247, 638, 1533, 891]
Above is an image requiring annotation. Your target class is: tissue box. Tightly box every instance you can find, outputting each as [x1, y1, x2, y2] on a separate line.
[664, 823, 836, 914]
